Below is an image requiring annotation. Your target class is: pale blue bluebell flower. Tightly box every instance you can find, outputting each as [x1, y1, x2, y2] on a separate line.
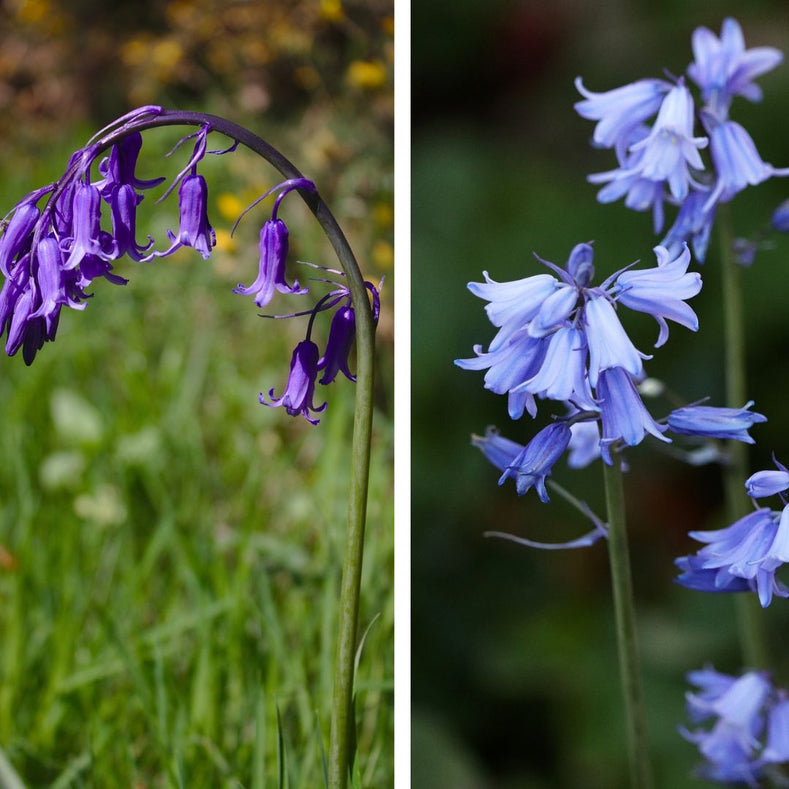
[611, 243, 700, 346]
[574, 76, 671, 155]
[626, 82, 708, 203]
[496, 421, 572, 502]
[660, 190, 716, 262]
[704, 120, 789, 212]
[762, 697, 789, 765]
[746, 456, 789, 500]
[597, 366, 669, 464]
[682, 667, 789, 784]
[567, 419, 601, 469]
[667, 400, 766, 443]
[688, 17, 783, 120]
[682, 668, 771, 786]
[587, 128, 669, 234]
[675, 507, 789, 607]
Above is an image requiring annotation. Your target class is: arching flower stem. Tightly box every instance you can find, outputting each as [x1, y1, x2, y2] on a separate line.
[70, 108, 375, 789]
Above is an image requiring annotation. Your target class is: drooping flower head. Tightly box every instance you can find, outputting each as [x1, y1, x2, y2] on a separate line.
[576, 18, 788, 259]
[457, 241, 701, 468]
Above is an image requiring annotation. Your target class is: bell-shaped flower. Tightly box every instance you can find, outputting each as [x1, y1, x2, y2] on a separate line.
[157, 173, 215, 260]
[688, 17, 783, 119]
[95, 132, 166, 197]
[574, 76, 671, 155]
[317, 305, 356, 384]
[667, 400, 766, 443]
[466, 271, 558, 331]
[746, 456, 789, 500]
[234, 218, 306, 308]
[0, 200, 39, 277]
[513, 325, 595, 410]
[588, 124, 669, 234]
[62, 182, 119, 271]
[29, 237, 86, 334]
[455, 331, 547, 420]
[496, 421, 572, 502]
[676, 506, 789, 607]
[660, 189, 716, 263]
[260, 340, 327, 424]
[107, 183, 156, 262]
[612, 244, 701, 347]
[567, 418, 601, 468]
[583, 295, 648, 387]
[596, 366, 669, 464]
[762, 697, 789, 764]
[704, 120, 789, 212]
[626, 82, 708, 203]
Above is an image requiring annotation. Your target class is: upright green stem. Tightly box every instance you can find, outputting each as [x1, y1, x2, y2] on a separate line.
[602, 456, 653, 789]
[96, 110, 376, 788]
[718, 205, 768, 670]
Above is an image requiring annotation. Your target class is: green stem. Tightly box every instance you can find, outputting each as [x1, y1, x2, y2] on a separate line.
[717, 205, 769, 670]
[602, 456, 653, 789]
[98, 110, 375, 788]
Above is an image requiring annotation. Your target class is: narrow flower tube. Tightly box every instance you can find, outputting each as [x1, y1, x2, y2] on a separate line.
[234, 218, 306, 308]
[157, 173, 215, 259]
[597, 366, 669, 463]
[667, 400, 766, 443]
[496, 421, 572, 502]
[318, 304, 357, 384]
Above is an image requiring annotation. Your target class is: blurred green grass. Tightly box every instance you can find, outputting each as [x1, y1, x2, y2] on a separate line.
[0, 124, 393, 787]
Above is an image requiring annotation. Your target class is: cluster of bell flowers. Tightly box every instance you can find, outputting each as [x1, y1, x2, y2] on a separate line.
[575, 17, 789, 262]
[0, 105, 379, 424]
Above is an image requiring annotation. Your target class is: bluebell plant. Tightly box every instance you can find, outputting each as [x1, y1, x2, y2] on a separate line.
[0, 105, 379, 789]
[457, 16, 789, 786]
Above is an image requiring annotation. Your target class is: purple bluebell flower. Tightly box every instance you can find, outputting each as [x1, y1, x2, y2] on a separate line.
[612, 243, 701, 347]
[746, 457, 789, 500]
[62, 182, 119, 271]
[688, 17, 783, 119]
[95, 132, 166, 196]
[29, 237, 86, 334]
[157, 173, 215, 260]
[234, 218, 306, 307]
[107, 183, 155, 261]
[704, 120, 789, 212]
[496, 421, 572, 502]
[317, 305, 357, 384]
[675, 506, 789, 607]
[574, 77, 671, 155]
[597, 366, 669, 464]
[0, 200, 41, 278]
[260, 339, 327, 425]
[667, 400, 766, 443]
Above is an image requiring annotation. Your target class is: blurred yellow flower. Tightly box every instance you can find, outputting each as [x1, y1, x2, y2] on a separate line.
[320, 0, 344, 22]
[214, 228, 237, 254]
[347, 60, 387, 90]
[372, 239, 393, 270]
[216, 193, 247, 223]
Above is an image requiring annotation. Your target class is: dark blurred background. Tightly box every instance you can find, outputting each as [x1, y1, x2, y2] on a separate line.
[412, 1, 789, 787]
